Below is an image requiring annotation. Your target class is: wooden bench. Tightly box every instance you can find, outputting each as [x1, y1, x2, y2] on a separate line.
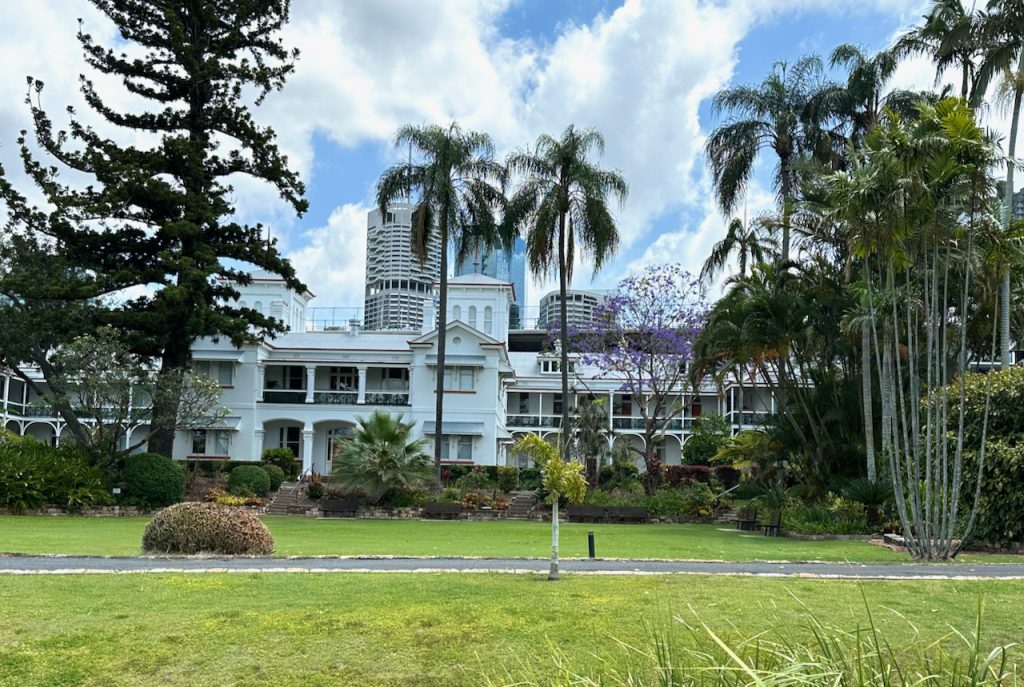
[421, 502, 463, 520]
[566, 505, 606, 523]
[320, 499, 360, 518]
[736, 506, 759, 531]
[762, 509, 782, 536]
[607, 506, 649, 523]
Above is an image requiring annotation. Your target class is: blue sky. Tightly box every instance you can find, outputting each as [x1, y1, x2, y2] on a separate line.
[3, 0, 963, 314]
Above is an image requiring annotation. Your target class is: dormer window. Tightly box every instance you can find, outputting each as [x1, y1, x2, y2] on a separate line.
[541, 359, 575, 374]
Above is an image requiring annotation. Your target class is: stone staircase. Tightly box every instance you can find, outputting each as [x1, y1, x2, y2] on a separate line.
[507, 492, 537, 520]
[713, 507, 739, 526]
[265, 482, 302, 515]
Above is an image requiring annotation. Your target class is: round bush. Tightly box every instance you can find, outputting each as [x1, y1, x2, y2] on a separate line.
[263, 464, 285, 491]
[261, 448, 300, 479]
[227, 465, 271, 497]
[141, 502, 273, 555]
[124, 453, 185, 508]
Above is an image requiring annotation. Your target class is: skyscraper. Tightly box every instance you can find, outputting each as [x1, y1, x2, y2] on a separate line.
[363, 204, 441, 330]
[453, 237, 527, 328]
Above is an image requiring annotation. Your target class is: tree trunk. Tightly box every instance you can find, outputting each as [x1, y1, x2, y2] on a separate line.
[549, 498, 560, 580]
[432, 214, 450, 489]
[862, 321, 876, 482]
[557, 211, 571, 460]
[148, 344, 189, 457]
[780, 159, 792, 261]
[1000, 78, 1022, 368]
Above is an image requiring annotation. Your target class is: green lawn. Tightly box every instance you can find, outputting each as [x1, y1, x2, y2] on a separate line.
[1, 515, 1021, 563]
[0, 573, 1021, 686]
[0, 515, 909, 561]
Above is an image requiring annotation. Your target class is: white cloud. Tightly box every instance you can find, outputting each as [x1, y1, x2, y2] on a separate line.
[285, 202, 369, 311]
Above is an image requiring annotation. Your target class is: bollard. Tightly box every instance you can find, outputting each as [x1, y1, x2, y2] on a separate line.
[588, 531, 596, 559]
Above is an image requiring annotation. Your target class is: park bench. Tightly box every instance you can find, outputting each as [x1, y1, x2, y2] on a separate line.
[736, 506, 758, 531]
[319, 499, 360, 518]
[421, 502, 463, 520]
[607, 506, 649, 523]
[566, 505, 606, 523]
[762, 510, 782, 536]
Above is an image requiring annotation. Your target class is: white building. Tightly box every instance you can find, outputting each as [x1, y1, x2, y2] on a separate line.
[0, 272, 774, 472]
[363, 203, 441, 331]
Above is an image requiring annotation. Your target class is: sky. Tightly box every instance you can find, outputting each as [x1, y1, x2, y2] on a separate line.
[1, 0, 1001, 317]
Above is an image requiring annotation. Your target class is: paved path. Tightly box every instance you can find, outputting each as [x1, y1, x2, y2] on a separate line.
[2, 555, 1024, 579]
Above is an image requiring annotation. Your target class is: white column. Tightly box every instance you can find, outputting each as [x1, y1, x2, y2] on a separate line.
[256, 364, 265, 402]
[305, 365, 316, 404]
[608, 392, 614, 432]
[356, 366, 367, 404]
[254, 428, 265, 458]
[301, 424, 314, 474]
[2, 373, 9, 413]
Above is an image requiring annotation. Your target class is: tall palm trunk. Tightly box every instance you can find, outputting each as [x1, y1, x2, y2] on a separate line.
[1001, 72, 1022, 369]
[432, 214, 450, 489]
[780, 159, 792, 261]
[549, 498, 560, 580]
[862, 320, 876, 481]
[557, 211, 571, 460]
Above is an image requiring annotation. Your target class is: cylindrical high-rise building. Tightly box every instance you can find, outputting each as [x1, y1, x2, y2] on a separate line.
[363, 204, 441, 330]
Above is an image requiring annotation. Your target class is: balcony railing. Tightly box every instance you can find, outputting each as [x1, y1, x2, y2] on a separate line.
[313, 391, 358, 405]
[612, 417, 645, 430]
[365, 392, 410, 407]
[262, 390, 306, 404]
[507, 415, 539, 427]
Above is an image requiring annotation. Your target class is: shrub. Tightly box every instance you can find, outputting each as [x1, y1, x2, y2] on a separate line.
[0, 441, 109, 512]
[454, 470, 494, 491]
[783, 496, 870, 535]
[227, 465, 271, 497]
[306, 481, 325, 500]
[141, 502, 273, 555]
[441, 464, 473, 485]
[123, 453, 185, 508]
[261, 448, 300, 479]
[681, 413, 731, 465]
[518, 467, 543, 490]
[263, 464, 285, 492]
[712, 465, 741, 489]
[205, 488, 262, 507]
[663, 464, 712, 486]
[496, 466, 519, 493]
[461, 491, 492, 510]
[598, 458, 641, 489]
[644, 484, 714, 518]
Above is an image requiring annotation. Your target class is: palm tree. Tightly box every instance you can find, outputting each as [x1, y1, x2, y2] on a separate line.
[828, 43, 899, 144]
[513, 434, 586, 580]
[974, 1, 1024, 367]
[893, 0, 983, 103]
[377, 123, 511, 487]
[504, 126, 627, 458]
[705, 55, 835, 261]
[699, 215, 777, 286]
[332, 411, 433, 504]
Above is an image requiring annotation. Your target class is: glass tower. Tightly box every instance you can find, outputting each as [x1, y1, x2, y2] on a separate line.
[454, 237, 527, 328]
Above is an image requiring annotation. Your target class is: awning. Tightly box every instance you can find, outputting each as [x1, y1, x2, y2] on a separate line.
[425, 354, 486, 367]
[195, 416, 242, 430]
[192, 351, 245, 362]
[422, 421, 485, 435]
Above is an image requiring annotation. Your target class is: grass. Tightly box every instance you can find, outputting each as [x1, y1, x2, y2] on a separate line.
[1, 515, 1021, 563]
[0, 573, 1021, 686]
[0, 515, 899, 561]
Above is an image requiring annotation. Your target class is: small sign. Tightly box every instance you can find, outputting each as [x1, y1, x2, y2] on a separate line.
[112, 487, 122, 495]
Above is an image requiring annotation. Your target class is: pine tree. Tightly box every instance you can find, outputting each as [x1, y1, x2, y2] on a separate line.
[0, 0, 308, 456]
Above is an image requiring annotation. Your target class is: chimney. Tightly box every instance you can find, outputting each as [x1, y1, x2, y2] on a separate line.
[422, 300, 435, 334]
[348, 318, 361, 336]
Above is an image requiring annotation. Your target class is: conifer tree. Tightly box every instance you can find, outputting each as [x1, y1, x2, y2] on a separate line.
[0, 0, 308, 456]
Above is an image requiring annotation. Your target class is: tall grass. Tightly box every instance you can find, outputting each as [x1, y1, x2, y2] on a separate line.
[482, 593, 1018, 687]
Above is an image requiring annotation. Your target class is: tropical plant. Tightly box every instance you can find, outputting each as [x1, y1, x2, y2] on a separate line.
[699, 216, 777, 285]
[842, 478, 894, 527]
[705, 55, 837, 260]
[331, 411, 432, 504]
[894, 0, 983, 102]
[681, 413, 732, 466]
[513, 434, 586, 581]
[505, 126, 628, 458]
[376, 123, 511, 487]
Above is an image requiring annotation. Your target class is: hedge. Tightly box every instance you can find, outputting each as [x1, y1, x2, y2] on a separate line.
[124, 453, 185, 508]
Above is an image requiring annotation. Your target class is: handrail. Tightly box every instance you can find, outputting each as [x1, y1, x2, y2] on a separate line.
[712, 483, 740, 501]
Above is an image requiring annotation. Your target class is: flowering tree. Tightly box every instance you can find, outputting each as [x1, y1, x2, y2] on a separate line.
[575, 265, 707, 493]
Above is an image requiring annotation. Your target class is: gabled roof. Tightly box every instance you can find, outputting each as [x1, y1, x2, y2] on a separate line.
[408, 320, 502, 347]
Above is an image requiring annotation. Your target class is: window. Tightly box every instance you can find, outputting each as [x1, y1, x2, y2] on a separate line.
[541, 359, 575, 374]
[453, 305, 461, 321]
[614, 395, 633, 416]
[279, 426, 301, 457]
[518, 393, 530, 414]
[468, 306, 477, 329]
[553, 394, 563, 415]
[329, 367, 357, 391]
[191, 429, 230, 456]
[193, 361, 233, 386]
[457, 436, 473, 461]
[287, 366, 304, 390]
[484, 306, 493, 334]
[439, 435, 474, 461]
[443, 366, 475, 391]
[191, 429, 206, 455]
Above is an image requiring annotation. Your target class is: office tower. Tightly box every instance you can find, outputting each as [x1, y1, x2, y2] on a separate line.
[453, 237, 527, 328]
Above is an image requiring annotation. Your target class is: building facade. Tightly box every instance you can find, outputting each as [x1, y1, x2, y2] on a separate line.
[1, 273, 773, 472]
[454, 237, 527, 328]
[363, 203, 441, 331]
[536, 289, 612, 330]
